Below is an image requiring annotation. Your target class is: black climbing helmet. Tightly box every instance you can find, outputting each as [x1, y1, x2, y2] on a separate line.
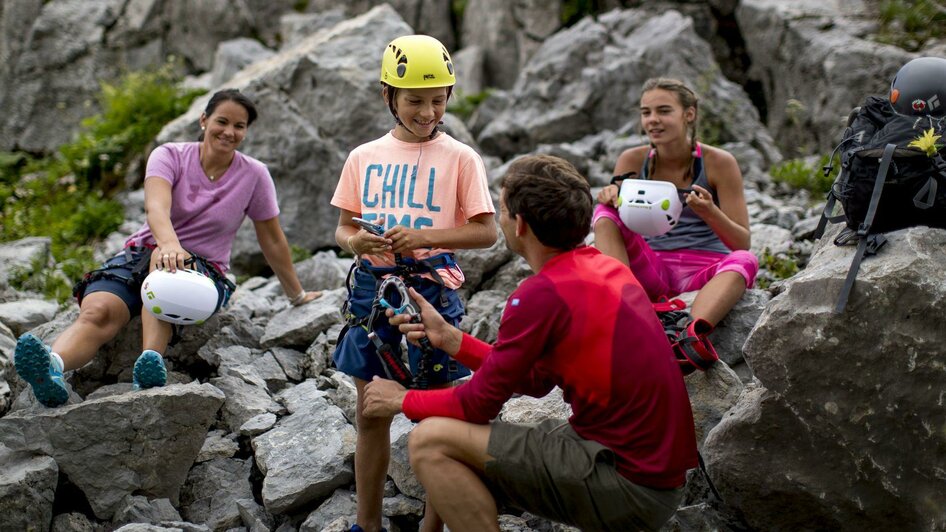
[889, 56, 946, 117]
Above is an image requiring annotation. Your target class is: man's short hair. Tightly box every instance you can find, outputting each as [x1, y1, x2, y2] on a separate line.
[501, 154, 592, 250]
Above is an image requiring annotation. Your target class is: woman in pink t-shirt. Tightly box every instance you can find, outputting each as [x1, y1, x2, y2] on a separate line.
[330, 35, 496, 532]
[14, 89, 320, 408]
[594, 78, 758, 328]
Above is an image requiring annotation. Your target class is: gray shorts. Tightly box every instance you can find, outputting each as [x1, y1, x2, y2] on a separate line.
[483, 419, 684, 532]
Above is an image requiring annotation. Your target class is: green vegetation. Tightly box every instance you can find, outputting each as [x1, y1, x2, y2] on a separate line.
[756, 247, 801, 289]
[290, 244, 312, 264]
[876, 0, 946, 51]
[447, 89, 493, 121]
[769, 155, 838, 195]
[561, 0, 598, 25]
[292, 0, 310, 12]
[1, 62, 204, 303]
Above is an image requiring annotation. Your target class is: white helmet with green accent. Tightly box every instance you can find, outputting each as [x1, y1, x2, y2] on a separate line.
[140, 268, 218, 325]
[616, 179, 683, 237]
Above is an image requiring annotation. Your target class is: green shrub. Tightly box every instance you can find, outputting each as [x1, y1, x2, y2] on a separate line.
[2, 61, 204, 302]
[59, 62, 205, 193]
[876, 0, 946, 51]
[447, 89, 493, 121]
[290, 244, 312, 264]
[769, 155, 838, 195]
[756, 247, 801, 289]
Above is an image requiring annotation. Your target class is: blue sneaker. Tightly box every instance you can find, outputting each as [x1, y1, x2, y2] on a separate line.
[133, 350, 167, 390]
[14, 333, 69, 407]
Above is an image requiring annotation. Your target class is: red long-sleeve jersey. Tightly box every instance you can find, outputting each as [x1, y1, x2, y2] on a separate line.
[403, 246, 698, 488]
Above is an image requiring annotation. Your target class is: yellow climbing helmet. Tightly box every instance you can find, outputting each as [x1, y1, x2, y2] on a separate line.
[380, 35, 455, 89]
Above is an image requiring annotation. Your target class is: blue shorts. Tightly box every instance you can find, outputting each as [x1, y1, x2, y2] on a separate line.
[333, 265, 470, 385]
[78, 247, 229, 317]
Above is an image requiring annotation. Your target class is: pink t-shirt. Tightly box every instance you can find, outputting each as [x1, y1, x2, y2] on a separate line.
[331, 132, 495, 289]
[125, 142, 279, 272]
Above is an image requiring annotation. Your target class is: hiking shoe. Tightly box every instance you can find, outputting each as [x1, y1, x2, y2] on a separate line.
[14, 333, 69, 407]
[132, 350, 167, 390]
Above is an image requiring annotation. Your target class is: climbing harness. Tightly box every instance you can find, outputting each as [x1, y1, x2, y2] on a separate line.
[341, 253, 459, 389]
[653, 297, 719, 375]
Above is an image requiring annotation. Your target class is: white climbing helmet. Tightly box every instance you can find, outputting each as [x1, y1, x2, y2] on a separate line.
[615, 179, 684, 237]
[140, 269, 219, 325]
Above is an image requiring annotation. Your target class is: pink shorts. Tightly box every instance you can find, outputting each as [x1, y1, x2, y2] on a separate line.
[593, 205, 758, 301]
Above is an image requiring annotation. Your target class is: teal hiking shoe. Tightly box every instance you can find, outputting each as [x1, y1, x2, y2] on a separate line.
[133, 350, 167, 390]
[14, 333, 69, 408]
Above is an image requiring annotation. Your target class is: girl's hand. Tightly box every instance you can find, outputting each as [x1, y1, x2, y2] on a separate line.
[151, 245, 191, 272]
[685, 184, 717, 219]
[351, 229, 392, 256]
[597, 184, 620, 207]
[385, 226, 428, 254]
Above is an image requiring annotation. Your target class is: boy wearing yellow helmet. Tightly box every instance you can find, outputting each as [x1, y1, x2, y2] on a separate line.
[330, 35, 497, 532]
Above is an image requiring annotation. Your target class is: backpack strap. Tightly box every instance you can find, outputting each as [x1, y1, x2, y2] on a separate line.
[834, 143, 895, 313]
[914, 175, 939, 209]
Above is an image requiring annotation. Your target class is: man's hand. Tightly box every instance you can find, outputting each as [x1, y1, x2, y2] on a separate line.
[363, 376, 408, 418]
[387, 287, 462, 355]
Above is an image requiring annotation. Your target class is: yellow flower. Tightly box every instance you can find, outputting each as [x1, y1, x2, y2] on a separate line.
[908, 127, 942, 157]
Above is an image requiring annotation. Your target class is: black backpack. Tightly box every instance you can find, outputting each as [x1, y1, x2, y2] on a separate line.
[816, 95, 946, 312]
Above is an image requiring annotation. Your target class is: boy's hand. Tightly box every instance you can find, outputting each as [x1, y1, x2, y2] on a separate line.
[352, 229, 392, 256]
[384, 226, 428, 253]
[387, 287, 462, 355]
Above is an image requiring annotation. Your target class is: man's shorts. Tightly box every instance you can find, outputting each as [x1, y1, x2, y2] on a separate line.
[483, 419, 684, 532]
[78, 247, 228, 317]
[333, 266, 470, 385]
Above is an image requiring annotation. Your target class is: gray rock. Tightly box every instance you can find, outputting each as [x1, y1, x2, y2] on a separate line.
[684, 361, 745, 449]
[236, 498, 274, 532]
[452, 46, 487, 96]
[303, 331, 334, 380]
[460, 0, 562, 90]
[299, 489, 357, 532]
[705, 225, 946, 530]
[478, 9, 779, 165]
[458, 289, 508, 344]
[279, 10, 347, 48]
[500, 387, 571, 424]
[750, 223, 794, 257]
[239, 412, 278, 437]
[113, 495, 183, 525]
[269, 347, 306, 382]
[454, 227, 513, 296]
[195, 430, 239, 463]
[382, 493, 424, 518]
[209, 375, 282, 433]
[0, 382, 223, 520]
[294, 251, 350, 293]
[324, 370, 357, 423]
[180, 458, 254, 531]
[0, 299, 61, 337]
[260, 288, 346, 349]
[0, 446, 58, 532]
[0, 237, 51, 290]
[210, 38, 275, 88]
[51, 513, 95, 532]
[736, 0, 912, 154]
[252, 394, 356, 513]
[387, 414, 422, 499]
[277, 379, 328, 415]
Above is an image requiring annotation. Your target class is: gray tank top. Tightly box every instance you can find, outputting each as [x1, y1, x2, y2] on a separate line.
[639, 145, 731, 254]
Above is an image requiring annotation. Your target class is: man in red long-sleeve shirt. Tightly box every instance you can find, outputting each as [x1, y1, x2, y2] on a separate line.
[364, 154, 698, 532]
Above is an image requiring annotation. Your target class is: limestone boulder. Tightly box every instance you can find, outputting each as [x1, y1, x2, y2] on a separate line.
[0, 446, 58, 532]
[478, 9, 780, 165]
[735, 0, 913, 154]
[0, 383, 224, 520]
[704, 225, 946, 530]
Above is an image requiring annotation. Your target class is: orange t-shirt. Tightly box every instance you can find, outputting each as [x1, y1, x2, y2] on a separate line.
[331, 132, 495, 289]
